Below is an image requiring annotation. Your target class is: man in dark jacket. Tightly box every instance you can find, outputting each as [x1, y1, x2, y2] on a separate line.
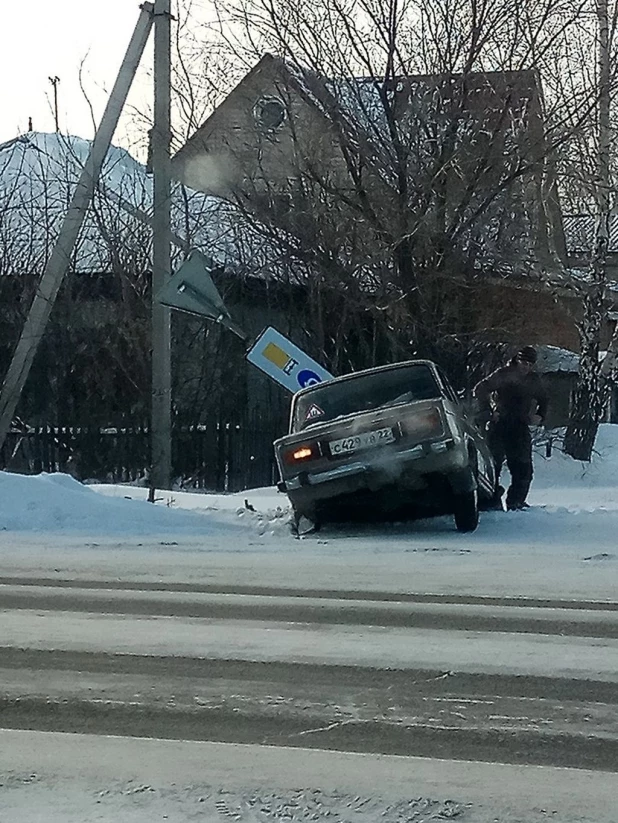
[474, 346, 548, 511]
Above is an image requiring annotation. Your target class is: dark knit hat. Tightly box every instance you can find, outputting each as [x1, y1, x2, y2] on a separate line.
[517, 346, 537, 364]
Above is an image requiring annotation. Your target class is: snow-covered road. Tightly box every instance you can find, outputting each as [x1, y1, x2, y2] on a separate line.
[1, 731, 617, 823]
[0, 571, 617, 822]
[3, 604, 618, 679]
[1, 429, 618, 820]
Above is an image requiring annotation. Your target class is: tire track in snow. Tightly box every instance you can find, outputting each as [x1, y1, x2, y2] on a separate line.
[2, 585, 618, 636]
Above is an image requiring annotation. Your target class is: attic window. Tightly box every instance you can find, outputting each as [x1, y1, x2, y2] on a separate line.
[254, 97, 287, 131]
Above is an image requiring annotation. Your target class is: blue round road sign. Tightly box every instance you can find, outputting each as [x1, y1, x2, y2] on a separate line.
[297, 369, 322, 388]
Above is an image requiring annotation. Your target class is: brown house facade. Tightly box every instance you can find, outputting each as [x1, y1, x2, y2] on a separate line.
[171, 55, 586, 365]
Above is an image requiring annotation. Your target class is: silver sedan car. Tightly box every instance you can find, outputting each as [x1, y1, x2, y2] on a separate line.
[274, 360, 497, 532]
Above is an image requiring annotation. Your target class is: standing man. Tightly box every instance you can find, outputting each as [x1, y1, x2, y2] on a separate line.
[474, 346, 548, 511]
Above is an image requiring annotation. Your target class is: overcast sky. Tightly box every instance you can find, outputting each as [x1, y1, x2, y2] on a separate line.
[1, 0, 153, 152]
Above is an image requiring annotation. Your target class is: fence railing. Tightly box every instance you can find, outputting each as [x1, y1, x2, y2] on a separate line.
[0, 420, 286, 493]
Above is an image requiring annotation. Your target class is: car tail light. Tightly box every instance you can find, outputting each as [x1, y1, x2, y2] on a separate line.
[283, 442, 320, 465]
[401, 408, 443, 438]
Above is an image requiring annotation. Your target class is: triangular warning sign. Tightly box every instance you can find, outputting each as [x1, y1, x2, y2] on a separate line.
[155, 250, 247, 339]
[305, 404, 324, 421]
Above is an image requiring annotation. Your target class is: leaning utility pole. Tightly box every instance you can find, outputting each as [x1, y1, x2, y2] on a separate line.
[0, 4, 154, 454]
[149, 0, 173, 494]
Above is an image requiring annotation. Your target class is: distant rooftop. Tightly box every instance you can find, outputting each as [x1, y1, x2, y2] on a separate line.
[0, 132, 302, 283]
[563, 214, 618, 256]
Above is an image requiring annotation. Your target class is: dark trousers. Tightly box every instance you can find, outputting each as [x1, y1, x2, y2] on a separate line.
[487, 418, 533, 508]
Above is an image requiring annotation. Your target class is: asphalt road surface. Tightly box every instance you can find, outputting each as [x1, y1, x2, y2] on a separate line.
[0, 574, 617, 775]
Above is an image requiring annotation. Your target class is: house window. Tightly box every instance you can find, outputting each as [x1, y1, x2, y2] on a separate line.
[253, 97, 287, 132]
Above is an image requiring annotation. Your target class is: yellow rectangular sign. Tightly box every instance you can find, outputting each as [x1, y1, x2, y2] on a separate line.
[246, 326, 334, 394]
[263, 342, 290, 370]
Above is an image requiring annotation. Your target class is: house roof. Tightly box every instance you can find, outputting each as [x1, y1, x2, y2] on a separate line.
[172, 54, 545, 173]
[0, 132, 306, 283]
[326, 68, 542, 127]
[563, 214, 618, 256]
[534, 344, 618, 374]
[171, 55, 570, 285]
[535, 344, 580, 374]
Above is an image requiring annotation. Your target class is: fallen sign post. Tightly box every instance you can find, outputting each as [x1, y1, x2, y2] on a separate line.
[157, 253, 334, 393]
[245, 326, 334, 394]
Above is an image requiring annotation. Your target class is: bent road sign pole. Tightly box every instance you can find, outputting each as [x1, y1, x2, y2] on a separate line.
[246, 327, 334, 394]
[0, 3, 155, 454]
[157, 263, 330, 391]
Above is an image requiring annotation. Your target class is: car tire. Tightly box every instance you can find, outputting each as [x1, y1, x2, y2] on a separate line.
[453, 489, 479, 532]
[290, 506, 321, 536]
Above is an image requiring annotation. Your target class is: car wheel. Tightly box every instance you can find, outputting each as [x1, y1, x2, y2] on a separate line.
[453, 489, 479, 532]
[290, 505, 321, 536]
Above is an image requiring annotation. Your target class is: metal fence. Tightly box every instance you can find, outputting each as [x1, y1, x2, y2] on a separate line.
[0, 418, 287, 492]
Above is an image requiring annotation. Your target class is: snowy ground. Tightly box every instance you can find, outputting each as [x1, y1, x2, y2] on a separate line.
[1, 426, 618, 601]
[3, 731, 617, 823]
[4, 425, 618, 540]
[1, 427, 618, 822]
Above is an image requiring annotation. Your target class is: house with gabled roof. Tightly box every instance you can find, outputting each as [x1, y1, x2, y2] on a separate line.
[171, 53, 583, 359]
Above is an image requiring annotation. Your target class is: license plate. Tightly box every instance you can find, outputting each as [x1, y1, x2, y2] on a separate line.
[329, 427, 395, 456]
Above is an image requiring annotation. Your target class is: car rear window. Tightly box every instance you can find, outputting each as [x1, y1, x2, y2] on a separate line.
[292, 364, 441, 431]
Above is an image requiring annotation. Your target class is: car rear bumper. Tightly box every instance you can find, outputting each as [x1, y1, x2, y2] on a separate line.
[279, 439, 473, 506]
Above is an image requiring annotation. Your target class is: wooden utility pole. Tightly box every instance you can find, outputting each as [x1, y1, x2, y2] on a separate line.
[149, 0, 173, 494]
[0, 4, 154, 454]
[49, 76, 60, 132]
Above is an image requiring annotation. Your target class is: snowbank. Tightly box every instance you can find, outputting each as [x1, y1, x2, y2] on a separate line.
[0, 471, 244, 537]
[1, 425, 618, 546]
[532, 424, 618, 512]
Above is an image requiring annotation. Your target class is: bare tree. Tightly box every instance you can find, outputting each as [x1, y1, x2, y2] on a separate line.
[164, 0, 601, 385]
[0, 131, 295, 447]
[563, 0, 618, 460]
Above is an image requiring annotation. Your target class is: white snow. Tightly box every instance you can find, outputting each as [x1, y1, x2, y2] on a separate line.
[3, 731, 617, 823]
[0, 425, 617, 605]
[1, 426, 618, 822]
[2, 423, 618, 543]
[0, 470, 244, 536]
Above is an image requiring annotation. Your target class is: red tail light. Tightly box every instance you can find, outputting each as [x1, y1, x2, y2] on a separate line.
[283, 442, 320, 465]
[401, 408, 442, 438]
